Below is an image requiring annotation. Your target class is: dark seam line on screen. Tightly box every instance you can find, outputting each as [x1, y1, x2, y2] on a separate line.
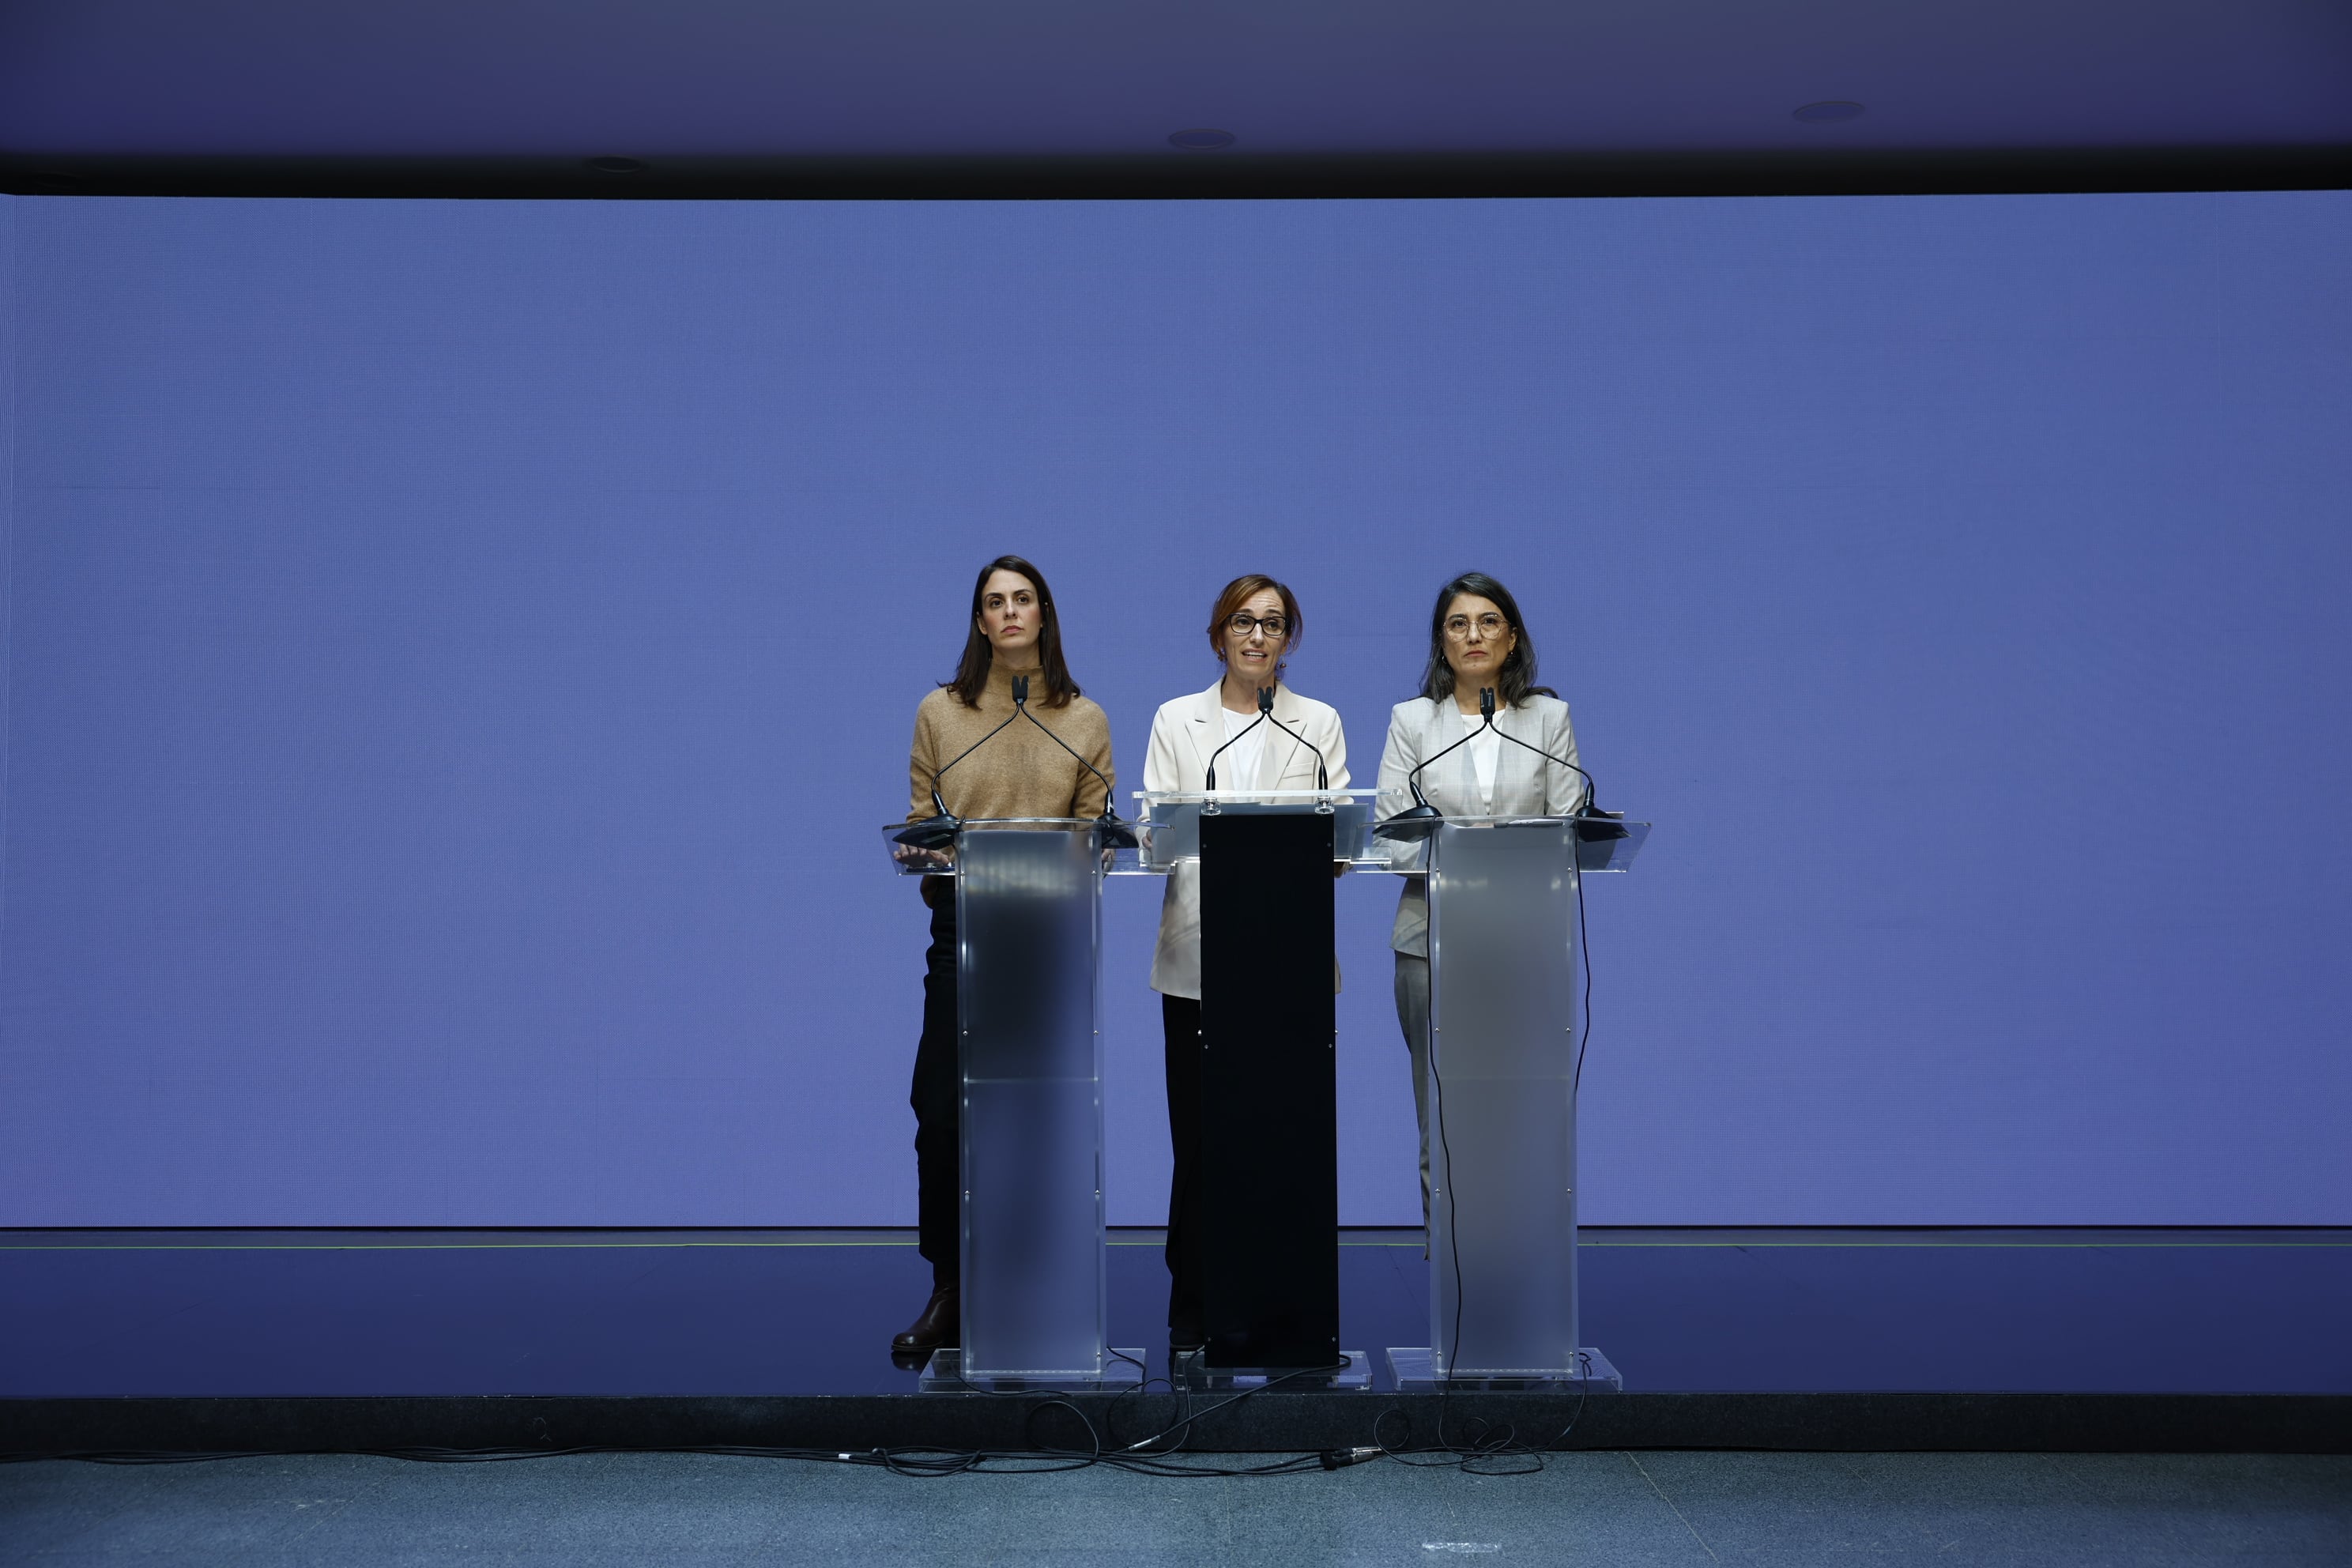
[3, 1238, 2347, 1252]
[6, 1229, 2346, 1253]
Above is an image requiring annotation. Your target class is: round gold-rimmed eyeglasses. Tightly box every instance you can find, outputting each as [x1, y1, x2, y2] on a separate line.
[1443, 612, 1510, 640]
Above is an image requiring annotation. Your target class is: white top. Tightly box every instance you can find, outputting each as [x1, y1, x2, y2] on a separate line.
[1142, 680, 1352, 998]
[1216, 708, 1268, 793]
[1460, 710, 1502, 808]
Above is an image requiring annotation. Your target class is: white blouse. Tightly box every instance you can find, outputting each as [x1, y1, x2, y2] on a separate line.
[1216, 707, 1268, 793]
[1461, 709, 1501, 808]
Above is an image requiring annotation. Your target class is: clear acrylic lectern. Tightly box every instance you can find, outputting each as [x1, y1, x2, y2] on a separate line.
[881, 818, 1140, 1392]
[1131, 790, 1381, 1391]
[1377, 814, 1652, 1392]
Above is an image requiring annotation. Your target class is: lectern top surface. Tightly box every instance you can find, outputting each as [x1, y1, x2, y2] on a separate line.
[1134, 789, 1377, 805]
[880, 817, 1106, 876]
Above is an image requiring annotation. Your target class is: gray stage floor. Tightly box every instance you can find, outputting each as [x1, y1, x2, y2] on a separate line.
[5, 1450, 2349, 1566]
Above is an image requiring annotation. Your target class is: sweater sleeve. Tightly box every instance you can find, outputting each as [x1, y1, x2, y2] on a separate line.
[1072, 704, 1114, 820]
[908, 697, 940, 823]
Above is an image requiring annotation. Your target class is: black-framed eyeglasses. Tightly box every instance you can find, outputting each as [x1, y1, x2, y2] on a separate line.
[1226, 613, 1291, 638]
[1444, 612, 1510, 640]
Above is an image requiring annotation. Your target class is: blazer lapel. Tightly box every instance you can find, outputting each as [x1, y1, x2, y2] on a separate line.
[1423, 699, 1468, 813]
[1491, 700, 1534, 813]
[1185, 680, 1225, 788]
[1261, 684, 1302, 790]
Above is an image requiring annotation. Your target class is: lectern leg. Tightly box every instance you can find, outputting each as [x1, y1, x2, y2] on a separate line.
[1388, 819, 1619, 1392]
[1198, 810, 1339, 1371]
[949, 826, 1115, 1385]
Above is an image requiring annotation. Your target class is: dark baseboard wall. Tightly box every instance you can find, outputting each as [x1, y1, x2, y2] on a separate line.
[4, 145, 2348, 202]
[6, 1391, 2348, 1458]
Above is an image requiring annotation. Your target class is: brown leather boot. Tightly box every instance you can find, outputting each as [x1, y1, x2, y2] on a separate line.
[891, 1287, 960, 1355]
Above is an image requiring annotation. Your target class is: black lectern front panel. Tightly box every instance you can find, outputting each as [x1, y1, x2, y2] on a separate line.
[1197, 808, 1339, 1370]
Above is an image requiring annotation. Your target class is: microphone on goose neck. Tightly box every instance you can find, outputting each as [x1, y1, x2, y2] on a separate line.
[1476, 686, 1622, 837]
[1475, 685, 1601, 818]
[1380, 687, 1492, 839]
[1202, 684, 1272, 793]
[1010, 673, 1138, 849]
[1257, 684, 1331, 791]
[888, 666, 1031, 850]
[1381, 685, 1613, 839]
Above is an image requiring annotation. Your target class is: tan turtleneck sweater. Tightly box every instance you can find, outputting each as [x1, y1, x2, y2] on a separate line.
[907, 662, 1114, 827]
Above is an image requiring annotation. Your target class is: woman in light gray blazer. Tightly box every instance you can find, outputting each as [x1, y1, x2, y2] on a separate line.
[1375, 571, 1588, 1228]
[1142, 573, 1349, 1351]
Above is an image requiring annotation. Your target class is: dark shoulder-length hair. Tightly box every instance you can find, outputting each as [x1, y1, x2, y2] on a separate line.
[1416, 571, 1559, 708]
[944, 554, 1081, 708]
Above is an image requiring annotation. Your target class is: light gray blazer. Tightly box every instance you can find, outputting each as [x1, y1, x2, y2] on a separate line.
[1143, 680, 1351, 998]
[1374, 692, 1587, 957]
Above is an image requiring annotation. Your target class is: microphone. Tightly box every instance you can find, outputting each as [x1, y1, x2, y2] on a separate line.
[1479, 694, 1616, 835]
[1202, 688, 1271, 793]
[891, 677, 1031, 850]
[1009, 675, 1140, 849]
[1378, 694, 1490, 841]
[1378, 686, 1611, 840]
[1257, 686, 1331, 791]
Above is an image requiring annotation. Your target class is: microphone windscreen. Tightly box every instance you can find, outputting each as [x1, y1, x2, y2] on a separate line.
[1257, 687, 1272, 714]
[1479, 687, 1496, 718]
[1012, 675, 1029, 705]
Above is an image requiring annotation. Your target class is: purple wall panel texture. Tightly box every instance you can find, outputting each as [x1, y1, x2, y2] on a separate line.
[0, 193, 2346, 1225]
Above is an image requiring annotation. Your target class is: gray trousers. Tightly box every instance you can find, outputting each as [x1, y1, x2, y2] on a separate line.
[1393, 952, 1432, 1229]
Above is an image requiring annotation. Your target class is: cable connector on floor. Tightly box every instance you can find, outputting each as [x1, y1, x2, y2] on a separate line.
[1319, 1446, 1381, 1470]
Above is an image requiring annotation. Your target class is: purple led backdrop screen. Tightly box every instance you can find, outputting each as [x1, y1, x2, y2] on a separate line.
[0, 192, 2346, 1227]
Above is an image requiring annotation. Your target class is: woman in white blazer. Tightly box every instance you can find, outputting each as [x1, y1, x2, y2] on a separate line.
[1375, 572, 1588, 1231]
[1143, 573, 1350, 1351]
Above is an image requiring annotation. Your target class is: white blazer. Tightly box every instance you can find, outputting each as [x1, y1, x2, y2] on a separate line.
[1374, 692, 1586, 957]
[1143, 680, 1351, 998]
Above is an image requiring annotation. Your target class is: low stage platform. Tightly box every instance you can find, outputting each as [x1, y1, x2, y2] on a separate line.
[6, 1228, 2346, 1456]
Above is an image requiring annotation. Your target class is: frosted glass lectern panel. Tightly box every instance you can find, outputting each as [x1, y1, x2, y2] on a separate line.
[1427, 816, 1582, 1377]
[955, 820, 1106, 1379]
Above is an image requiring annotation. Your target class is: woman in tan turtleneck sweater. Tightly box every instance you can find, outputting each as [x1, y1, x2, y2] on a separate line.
[891, 554, 1114, 1359]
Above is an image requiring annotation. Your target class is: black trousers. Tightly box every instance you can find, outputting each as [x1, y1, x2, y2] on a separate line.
[1162, 993, 1204, 1331]
[910, 895, 960, 1294]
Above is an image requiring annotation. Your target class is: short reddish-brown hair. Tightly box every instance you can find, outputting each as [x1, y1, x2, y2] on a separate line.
[1206, 574, 1303, 663]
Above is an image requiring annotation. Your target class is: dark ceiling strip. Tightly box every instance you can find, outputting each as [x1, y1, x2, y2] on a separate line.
[3, 148, 2347, 201]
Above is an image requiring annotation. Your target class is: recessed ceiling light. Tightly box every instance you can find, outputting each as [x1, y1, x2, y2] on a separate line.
[1168, 129, 1237, 151]
[586, 156, 648, 173]
[1792, 102, 1865, 123]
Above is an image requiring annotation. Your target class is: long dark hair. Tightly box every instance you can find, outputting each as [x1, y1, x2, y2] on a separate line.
[943, 554, 1081, 708]
[1416, 571, 1558, 708]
